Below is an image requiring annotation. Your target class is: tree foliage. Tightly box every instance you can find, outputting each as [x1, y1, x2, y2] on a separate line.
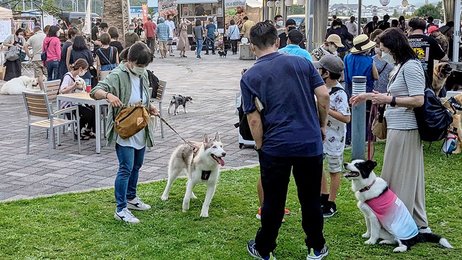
[1, 0, 61, 15]
[413, 3, 443, 19]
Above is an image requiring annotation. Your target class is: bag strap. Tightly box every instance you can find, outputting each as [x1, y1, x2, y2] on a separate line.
[98, 48, 112, 65]
[44, 39, 51, 52]
[386, 63, 404, 93]
[109, 47, 113, 63]
[124, 70, 147, 106]
[378, 62, 388, 75]
[58, 73, 75, 94]
[329, 87, 346, 96]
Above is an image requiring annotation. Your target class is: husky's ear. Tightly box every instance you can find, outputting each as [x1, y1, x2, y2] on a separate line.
[213, 132, 221, 142]
[203, 134, 209, 143]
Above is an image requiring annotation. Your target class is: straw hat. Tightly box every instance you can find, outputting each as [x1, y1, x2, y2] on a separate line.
[350, 34, 376, 54]
[326, 34, 344, 48]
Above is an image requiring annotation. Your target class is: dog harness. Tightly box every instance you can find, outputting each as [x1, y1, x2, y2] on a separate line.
[201, 170, 211, 181]
[365, 188, 419, 240]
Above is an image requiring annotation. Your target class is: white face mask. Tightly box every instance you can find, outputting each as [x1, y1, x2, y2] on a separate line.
[382, 51, 395, 64]
[130, 66, 146, 76]
[276, 21, 284, 27]
[327, 44, 337, 54]
[374, 47, 381, 56]
[79, 70, 86, 77]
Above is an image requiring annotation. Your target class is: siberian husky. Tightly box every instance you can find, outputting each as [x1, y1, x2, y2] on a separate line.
[161, 133, 226, 218]
[344, 159, 452, 253]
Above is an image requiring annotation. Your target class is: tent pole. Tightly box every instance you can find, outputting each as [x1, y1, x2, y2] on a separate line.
[305, 0, 311, 50]
[452, 0, 461, 62]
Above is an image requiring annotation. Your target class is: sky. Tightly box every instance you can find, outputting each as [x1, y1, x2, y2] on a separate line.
[329, 0, 438, 5]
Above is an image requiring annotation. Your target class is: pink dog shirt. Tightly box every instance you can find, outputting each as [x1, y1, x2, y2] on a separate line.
[366, 188, 419, 240]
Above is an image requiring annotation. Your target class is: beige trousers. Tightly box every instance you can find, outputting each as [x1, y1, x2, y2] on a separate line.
[381, 129, 428, 228]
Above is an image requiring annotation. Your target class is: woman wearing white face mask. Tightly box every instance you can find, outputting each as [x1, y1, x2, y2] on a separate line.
[311, 34, 344, 61]
[370, 30, 394, 94]
[59, 58, 87, 98]
[59, 58, 96, 139]
[91, 42, 159, 224]
[350, 28, 430, 233]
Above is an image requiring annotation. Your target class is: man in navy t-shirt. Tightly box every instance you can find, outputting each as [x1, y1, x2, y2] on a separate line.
[242, 21, 330, 260]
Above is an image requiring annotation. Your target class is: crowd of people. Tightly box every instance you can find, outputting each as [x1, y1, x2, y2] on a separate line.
[239, 15, 454, 260]
[0, 12, 458, 260]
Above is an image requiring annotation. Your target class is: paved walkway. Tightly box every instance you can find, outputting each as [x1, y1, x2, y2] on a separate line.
[0, 52, 257, 201]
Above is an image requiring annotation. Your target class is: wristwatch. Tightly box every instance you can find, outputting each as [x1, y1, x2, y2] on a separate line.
[390, 96, 397, 107]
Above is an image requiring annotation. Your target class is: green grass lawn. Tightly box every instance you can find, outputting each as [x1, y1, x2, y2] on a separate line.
[0, 143, 461, 259]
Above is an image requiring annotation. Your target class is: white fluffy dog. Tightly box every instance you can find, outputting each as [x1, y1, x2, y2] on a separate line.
[344, 159, 452, 253]
[0, 76, 39, 95]
[161, 133, 226, 218]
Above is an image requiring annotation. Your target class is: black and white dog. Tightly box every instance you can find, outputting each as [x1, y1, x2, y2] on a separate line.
[344, 159, 452, 253]
[218, 50, 227, 58]
[168, 95, 193, 115]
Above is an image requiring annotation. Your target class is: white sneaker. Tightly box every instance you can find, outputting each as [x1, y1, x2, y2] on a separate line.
[127, 197, 151, 211]
[114, 208, 140, 224]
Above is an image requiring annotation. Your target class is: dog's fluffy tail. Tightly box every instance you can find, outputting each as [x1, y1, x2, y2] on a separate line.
[420, 233, 453, 248]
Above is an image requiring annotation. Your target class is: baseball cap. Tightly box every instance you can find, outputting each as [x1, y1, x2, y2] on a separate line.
[428, 25, 439, 34]
[326, 34, 344, 48]
[313, 54, 344, 75]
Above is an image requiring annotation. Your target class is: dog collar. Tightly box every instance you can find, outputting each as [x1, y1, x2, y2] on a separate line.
[359, 180, 376, 193]
[201, 170, 211, 181]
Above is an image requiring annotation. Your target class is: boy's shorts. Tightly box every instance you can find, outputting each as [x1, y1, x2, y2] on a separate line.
[324, 153, 343, 173]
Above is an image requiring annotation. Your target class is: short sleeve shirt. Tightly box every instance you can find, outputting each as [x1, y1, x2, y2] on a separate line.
[324, 84, 350, 156]
[408, 34, 446, 84]
[26, 31, 46, 61]
[240, 52, 325, 157]
[384, 60, 425, 130]
[206, 23, 216, 38]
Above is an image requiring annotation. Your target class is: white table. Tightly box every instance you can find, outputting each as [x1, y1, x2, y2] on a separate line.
[57, 92, 108, 154]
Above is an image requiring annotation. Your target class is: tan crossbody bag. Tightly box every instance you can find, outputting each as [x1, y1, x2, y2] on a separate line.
[114, 75, 150, 139]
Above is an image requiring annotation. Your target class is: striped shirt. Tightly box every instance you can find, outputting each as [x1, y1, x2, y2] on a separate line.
[384, 59, 425, 130]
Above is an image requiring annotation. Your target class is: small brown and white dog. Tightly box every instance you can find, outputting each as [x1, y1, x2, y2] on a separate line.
[0, 76, 39, 95]
[161, 133, 226, 218]
[432, 62, 453, 96]
[344, 160, 452, 252]
[442, 93, 462, 154]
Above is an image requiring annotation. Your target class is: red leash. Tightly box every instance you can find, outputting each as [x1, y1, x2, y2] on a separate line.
[367, 104, 378, 160]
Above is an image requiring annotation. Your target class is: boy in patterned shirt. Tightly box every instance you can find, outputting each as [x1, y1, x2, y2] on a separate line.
[314, 54, 351, 218]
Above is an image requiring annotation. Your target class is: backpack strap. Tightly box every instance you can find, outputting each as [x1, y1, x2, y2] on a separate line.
[58, 72, 76, 94]
[329, 87, 347, 96]
[98, 48, 112, 65]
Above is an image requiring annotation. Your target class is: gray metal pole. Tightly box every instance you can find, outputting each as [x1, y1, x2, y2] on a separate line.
[357, 0, 362, 35]
[305, 0, 311, 50]
[351, 76, 367, 160]
[452, 0, 461, 62]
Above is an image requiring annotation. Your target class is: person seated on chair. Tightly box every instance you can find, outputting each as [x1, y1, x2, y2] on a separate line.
[59, 58, 95, 139]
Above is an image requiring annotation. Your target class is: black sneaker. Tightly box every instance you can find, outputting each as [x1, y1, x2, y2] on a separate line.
[307, 245, 329, 260]
[247, 240, 276, 260]
[322, 202, 337, 218]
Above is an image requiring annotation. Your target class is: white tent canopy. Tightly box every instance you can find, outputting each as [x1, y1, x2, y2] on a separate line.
[0, 7, 13, 19]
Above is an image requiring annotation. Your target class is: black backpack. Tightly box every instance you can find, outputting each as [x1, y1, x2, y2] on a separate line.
[147, 70, 160, 99]
[237, 103, 254, 141]
[414, 88, 453, 142]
